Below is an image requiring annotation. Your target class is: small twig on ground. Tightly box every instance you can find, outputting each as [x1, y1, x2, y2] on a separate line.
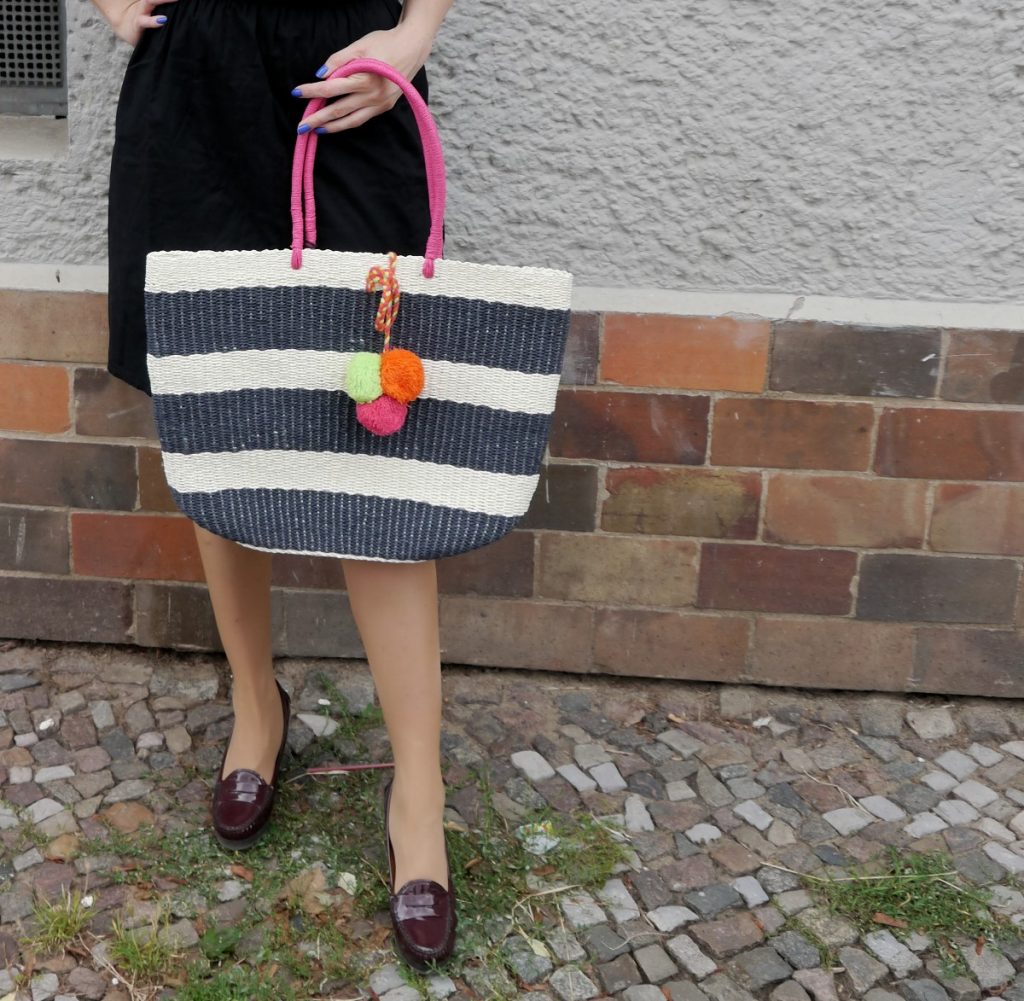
[283, 762, 395, 785]
[758, 860, 960, 884]
[795, 766, 873, 816]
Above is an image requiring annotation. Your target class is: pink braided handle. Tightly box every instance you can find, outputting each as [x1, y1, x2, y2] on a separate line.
[290, 58, 446, 277]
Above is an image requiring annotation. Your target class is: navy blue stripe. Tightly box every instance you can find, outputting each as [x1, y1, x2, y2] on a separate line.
[174, 488, 520, 561]
[152, 389, 553, 475]
[145, 286, 569, 375]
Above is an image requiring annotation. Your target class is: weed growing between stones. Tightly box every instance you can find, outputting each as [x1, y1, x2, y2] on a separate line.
[804, 846, 1023, 973]
[173, 963, 297, 1001]
[25, 883, 96, 954]
[107, 910, 178, 985]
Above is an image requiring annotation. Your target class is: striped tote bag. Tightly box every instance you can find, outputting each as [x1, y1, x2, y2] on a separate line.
[144, 58, 572, 562]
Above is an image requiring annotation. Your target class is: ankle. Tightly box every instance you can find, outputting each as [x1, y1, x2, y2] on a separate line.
[391, 771, 444, 808]
[230, 675, 281, 709]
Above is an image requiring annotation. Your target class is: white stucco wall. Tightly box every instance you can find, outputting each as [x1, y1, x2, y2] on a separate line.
[1, 0, 1022, 304]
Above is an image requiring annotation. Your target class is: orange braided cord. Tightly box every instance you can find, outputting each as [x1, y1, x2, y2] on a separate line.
[365, 250, 401, 349]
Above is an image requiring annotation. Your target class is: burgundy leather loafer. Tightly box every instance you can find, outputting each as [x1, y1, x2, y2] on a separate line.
[383, 776, 457, 970]
[211, 679, 291, 850]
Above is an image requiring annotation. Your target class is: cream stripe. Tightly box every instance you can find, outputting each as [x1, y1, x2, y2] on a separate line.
[161, 450, 538, 519]
[144, 249, 573, 311]
[146, 349, 561, 414]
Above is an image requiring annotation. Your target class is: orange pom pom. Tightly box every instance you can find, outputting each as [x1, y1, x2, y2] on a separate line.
[380, 348, 425, 404]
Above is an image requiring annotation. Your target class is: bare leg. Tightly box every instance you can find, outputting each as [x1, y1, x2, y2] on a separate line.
[342, 558, 447, 890]
[193, 523, 284, 783]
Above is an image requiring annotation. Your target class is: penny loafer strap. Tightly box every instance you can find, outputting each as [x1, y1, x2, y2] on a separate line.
[217, 768, 270, 804]
[392, 880, 452, 921]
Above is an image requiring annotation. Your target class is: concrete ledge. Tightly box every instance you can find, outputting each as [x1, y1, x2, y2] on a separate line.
[0, 115, 69, 162]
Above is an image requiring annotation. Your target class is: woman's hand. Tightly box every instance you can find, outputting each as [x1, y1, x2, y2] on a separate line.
[105, 0, 177, 47]
[291, 21, 435, 135]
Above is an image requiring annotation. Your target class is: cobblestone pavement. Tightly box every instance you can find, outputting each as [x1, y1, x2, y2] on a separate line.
[3, 640, 1024, 1001]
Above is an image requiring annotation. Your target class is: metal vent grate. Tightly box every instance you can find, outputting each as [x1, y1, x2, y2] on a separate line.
[0, 0, 67, 116]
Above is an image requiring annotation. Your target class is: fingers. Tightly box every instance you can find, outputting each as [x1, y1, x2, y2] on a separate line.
[294, 81, 400, 134]
[307, 104, 380, 135]
[291, 71, 370, 102]
[297, 95, 397, 134]
[138, 0, 179, 31]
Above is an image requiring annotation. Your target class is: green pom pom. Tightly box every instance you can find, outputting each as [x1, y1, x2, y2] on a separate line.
[346, 352, 382, 403]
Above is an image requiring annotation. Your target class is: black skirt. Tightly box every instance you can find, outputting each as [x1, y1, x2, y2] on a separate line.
[106, 0, 432, 396]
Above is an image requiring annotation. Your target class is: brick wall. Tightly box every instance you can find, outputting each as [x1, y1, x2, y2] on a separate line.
[1, 289, 1023, 697]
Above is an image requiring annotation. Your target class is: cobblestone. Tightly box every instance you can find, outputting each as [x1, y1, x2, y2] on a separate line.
[3, 645, 1024, 1001]
[666, 934, 718, 978]
[770, 931, 821, 969]
[864, 930, 923, 978]
[906, 709, 957, 740]
[961, 944, 1015, 989]
[729, 945, 793, 988]
[838, 947, 888, 994]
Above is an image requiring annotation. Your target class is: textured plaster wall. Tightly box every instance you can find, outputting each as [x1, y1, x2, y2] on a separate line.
[2, 0, 1022, 302]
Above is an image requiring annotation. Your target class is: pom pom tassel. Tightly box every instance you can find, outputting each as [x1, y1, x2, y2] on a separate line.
[346, 351, 383, 403]
[356, 394, 408, 436]
[380, 348, 425, 404]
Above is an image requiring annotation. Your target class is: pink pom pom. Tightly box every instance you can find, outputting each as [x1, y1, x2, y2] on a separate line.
[356, 395, 408, 436]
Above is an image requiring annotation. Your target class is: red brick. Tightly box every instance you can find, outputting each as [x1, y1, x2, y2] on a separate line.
[136, 446, 178, 513]
[276, 589, 363, 658]
[139, 580, 362, 656]
[0, 362, 70, 433]
[942, 329, 1024, 404]
[770, 322, 940, 398]
[561, 312, 600, 386]
[602, 467, 761, 538]
[0, 290, 108, 364]
[0, 576, 132, 643]
[549, 389, 709, 463]
[697, 543, 856, 614]
[913, 627, 1024, 698]
[439, 596, 593, 673]
[74, 367, 157, 439]
[601, 314, 770, 392]
[71, 513, 204, 582]
[711, 398, 874, 470]
[270, 554, 347, 590]
[521, 463, 598, 532]
[537, 533, 698, 606]
[764, 473, 927, 548]
[857, 553, 1017, 624]
[134, 582, 222, 650]
[0, 438, 137, 510]
[875, 407, 1024, 481]
[931, 483, 1024, 555]
[437, 531, 534, 597]
[750, 617, 916, 692]
[0, 506, 68, 574]
[593, 609, 750, 680]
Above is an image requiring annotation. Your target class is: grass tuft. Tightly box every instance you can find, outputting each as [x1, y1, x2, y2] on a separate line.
[108, 912, 178, 985]
[804, 846, 1023, 972]
[25, 884, 96, 955]
[174, 961, 299, 1001]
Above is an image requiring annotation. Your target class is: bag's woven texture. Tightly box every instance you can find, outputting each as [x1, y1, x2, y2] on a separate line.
[145, 248, 572, 561]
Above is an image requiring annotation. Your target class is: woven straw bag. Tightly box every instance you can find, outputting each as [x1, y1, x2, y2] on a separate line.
[144, 58, 573, 562]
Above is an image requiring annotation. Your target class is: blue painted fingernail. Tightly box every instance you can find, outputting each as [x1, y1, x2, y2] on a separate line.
[291, 86, 302, 97]
[315, 64, 329, 78]
[297, 123, 310, 134]
[314, 127, 327, 134]
[155, 14, 167, 22]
